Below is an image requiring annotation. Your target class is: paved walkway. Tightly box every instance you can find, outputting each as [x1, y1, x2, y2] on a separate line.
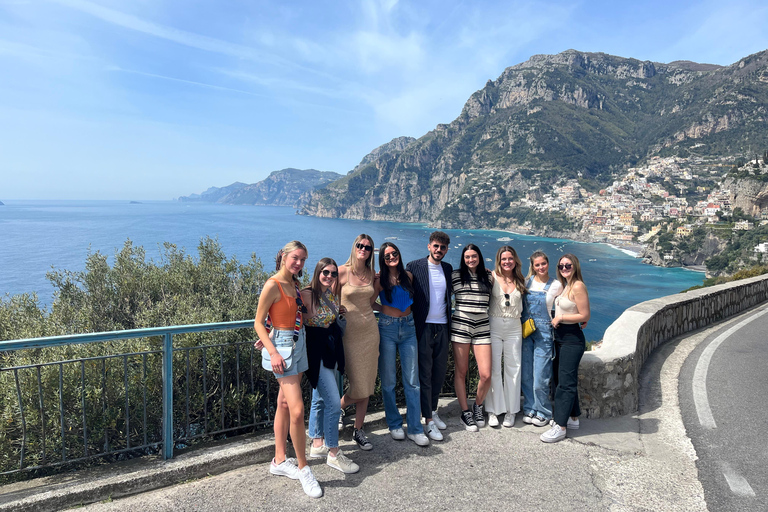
[3, 316, 731, 512]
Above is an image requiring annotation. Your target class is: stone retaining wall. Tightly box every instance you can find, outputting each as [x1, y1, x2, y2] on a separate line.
[579, 274, 768, 418]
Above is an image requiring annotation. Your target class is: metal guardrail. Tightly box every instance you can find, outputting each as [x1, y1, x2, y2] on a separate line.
[0, 320, 270, 475]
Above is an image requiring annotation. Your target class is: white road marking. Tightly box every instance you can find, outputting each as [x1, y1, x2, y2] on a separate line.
[722, 463, 756, 497]
[692, 307, 768, 429]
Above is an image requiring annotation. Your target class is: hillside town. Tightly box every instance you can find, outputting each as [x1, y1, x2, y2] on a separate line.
[518, 156, 768, 267]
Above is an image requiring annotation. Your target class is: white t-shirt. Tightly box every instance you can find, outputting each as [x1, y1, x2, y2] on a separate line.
[528, 277, 563, 318]
[425, 261, 448, 324]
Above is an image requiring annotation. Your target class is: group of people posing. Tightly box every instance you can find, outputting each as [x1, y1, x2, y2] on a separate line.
[253, 231, 591, 498]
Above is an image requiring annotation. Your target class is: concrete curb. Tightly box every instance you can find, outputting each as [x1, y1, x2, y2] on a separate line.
[0, 405, 394, 512]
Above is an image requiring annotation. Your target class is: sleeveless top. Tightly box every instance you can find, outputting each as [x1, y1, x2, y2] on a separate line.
[379, 285, 413, 312]
[555, 291, 579, 324]
[304, 289, 340, 328]
[489, 277, 522, 318]
[451, 270, 491, 314]
[268, 277, 300, 329]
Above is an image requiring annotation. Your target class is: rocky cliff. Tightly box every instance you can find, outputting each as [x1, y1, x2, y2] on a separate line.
[302, 49, 768, 230]
[179, 169, 343, 207]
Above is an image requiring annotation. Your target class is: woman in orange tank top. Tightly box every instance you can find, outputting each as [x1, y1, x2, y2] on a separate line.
[253, 240, 322, 498]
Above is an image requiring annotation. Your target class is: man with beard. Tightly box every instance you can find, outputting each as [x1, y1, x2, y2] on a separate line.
[406, 231, 453, 442]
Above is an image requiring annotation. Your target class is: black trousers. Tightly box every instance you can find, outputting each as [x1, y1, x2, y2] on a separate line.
[418, 323, 450, 418]
[552, 323, 585, 427]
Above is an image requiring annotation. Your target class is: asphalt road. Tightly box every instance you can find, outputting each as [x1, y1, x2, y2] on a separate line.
[680, 305, 768, 511]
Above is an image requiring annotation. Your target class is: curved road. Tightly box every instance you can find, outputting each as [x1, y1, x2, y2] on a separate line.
[680, 305, 768, 511]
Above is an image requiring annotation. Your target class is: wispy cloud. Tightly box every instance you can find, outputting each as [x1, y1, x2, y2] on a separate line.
[50, 0, 339, 81]
[106, 66, 273, 98]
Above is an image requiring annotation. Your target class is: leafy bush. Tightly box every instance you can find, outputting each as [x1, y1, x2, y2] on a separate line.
[0, 238, 271, 478]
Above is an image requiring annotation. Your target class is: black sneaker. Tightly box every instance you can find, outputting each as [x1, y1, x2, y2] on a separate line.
[461, 410, 479, 432]
[522, 411, 535, 424]
[472, 403, 486, 428]
[353, 428, 373, 450]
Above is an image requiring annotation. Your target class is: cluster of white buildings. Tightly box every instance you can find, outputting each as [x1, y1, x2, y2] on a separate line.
[518, 156, 745, 243]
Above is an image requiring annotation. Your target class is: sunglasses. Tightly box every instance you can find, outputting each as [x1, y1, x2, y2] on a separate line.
[383, 251, 399, 262]
[503, 293, 511, 307]
[431, 243, 448, 251]
[295, 295, 308, 314]
[321, 269, 338, 278]
[356, 242, 373, 252]
[558, 263, 573, 271]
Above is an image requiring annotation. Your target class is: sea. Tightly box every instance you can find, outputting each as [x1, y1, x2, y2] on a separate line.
[0, 200, 705, 341]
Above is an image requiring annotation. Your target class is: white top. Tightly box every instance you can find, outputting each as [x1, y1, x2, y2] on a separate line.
[555, 292, 579, 324]
[426, 261, 448, 324]
[489, 278, 522, 319]
[528, 277, 564, 317]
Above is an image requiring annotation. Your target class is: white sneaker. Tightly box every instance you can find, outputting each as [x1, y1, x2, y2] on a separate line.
[431, 411, 447, 430]
[327, 450, 359, 474]
[390, 427, 405, 440]
[488, 413, 499, 427]
[502, 413, 515, 428]
[298, 465, 323, 498]
[309, 444, 329, 459]
[269, 457, 300, 479]
[426, 421, 443, 441]
[407, 432, 430, 446]
[540, 423, 566, 443]
[567, 417, 580, 430]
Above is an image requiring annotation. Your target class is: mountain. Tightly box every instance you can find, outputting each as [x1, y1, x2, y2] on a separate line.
[178, 182, 247, 203]
[301, 49, 768, 228]
[178, 169, 343, 207]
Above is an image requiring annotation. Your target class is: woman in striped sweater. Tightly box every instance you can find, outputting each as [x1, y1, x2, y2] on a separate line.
[450, 244, 493, 431]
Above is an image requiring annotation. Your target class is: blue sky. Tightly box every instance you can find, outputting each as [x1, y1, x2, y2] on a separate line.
[2, 0, 767, 200]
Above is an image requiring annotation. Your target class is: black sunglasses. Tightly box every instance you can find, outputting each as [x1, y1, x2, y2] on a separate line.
[321, 269, 339, 278]
[356, 242, 373, 252]
[431, 243, 448, 251]
[383, 251, 399, 262]
[504, 293, 510, 307]
[558, 263, 573, 271]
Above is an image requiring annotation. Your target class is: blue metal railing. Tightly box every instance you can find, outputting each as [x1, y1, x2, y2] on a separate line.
[0, 320, 266, 474]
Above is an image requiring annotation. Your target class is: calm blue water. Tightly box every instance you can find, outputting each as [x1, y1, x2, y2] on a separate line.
[0, 200, 704, 340]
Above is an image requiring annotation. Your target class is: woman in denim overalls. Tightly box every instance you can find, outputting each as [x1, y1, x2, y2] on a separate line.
[520, 251, 562, 427]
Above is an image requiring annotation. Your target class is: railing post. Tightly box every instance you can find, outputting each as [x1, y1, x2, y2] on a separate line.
[162, 332, 174, 460]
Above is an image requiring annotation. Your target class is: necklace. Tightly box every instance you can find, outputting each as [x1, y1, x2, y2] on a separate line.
[351, 265, 370, 282]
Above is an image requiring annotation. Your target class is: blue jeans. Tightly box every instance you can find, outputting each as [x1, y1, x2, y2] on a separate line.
[308, 364, 341, 448]
[521, 325, 554, 419]
[378, 313, 423, 434]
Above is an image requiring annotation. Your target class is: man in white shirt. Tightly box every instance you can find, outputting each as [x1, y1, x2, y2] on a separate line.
[406, 231, 453, 441]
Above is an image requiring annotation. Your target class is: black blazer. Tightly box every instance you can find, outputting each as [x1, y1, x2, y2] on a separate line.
[406, 256, 453, 340]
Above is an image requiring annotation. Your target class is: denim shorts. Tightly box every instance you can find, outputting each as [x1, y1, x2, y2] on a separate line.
[270, 328, 308, 379]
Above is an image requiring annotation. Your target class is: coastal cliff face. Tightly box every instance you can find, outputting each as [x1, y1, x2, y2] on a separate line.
[179, 169, 343, 207]
[302, 49, 768, 231]
[725, 176, 768, 216]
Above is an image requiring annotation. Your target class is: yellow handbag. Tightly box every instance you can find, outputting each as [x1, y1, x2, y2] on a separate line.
[522, 318, 536, 338]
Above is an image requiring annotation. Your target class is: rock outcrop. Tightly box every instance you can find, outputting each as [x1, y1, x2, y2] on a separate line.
[302, 49, 768, 231]
[178, 169, 343, 208]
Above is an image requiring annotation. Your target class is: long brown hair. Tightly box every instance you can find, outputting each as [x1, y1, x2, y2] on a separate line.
[494, 245, 527, 294]
[306, 257, 341, 308]
[556, 253, 584, 289]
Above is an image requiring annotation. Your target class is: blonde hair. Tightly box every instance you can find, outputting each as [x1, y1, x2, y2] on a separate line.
[526, 250, 549, 278]
[494, 245, 527, 294]
[345, 234, 375, 274]
[275, 240, 308, 282]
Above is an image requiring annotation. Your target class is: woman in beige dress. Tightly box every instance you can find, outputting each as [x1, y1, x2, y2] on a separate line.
[338, 234, 380, 451]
